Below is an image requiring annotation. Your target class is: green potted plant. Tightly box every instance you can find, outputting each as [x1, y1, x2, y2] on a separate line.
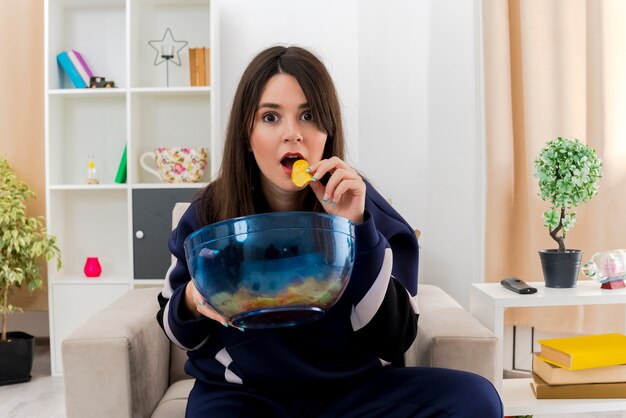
[0, 157, 61, 385]
[534, 137, 603, 288]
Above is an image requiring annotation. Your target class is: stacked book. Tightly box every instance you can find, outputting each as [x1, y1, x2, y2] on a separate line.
[189, 47, 210, 86]
[57, 49, 94, 89]
[531, 333, 626, 399]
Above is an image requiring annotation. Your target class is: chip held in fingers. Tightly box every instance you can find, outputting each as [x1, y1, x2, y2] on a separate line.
[291, 159, 314, 187]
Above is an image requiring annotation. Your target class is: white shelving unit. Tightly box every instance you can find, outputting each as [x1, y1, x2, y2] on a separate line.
[471, 280, 626, 416]
[44, 0, 220, 376]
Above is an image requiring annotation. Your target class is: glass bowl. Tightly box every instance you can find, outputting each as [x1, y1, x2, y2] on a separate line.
[184, 212, 355, 329]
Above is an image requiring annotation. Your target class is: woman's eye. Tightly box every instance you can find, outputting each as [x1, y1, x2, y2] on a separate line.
[262, 113, 278, 123]
[301, 111, 313, 121]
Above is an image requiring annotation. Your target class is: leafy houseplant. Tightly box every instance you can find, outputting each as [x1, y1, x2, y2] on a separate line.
[0, 157, 61, 384]
[534, 137, 602, 287]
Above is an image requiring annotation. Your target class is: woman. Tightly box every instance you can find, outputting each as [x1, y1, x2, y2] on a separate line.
[157, 45, 502, 417]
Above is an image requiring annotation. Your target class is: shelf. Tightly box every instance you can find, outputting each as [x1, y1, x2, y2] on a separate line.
[131, 182, 207, 189]
[503, 377, 626, 415]
[45, 0, 219, 377]
[50, 0, 125, 7]
[51, 275, 131, 285]
[47, 0, 126, 90]
[131, 86, 211, 95]
[49, 183, 206, 190]
[47, 189, 129, 281]
[134, 0, 209, 5]
[49, 88, 127, 97]
[472, 280, 626, 308]
[130, 0, 211, 88]
[49, 184, 128, 190]
[129, 93, 212, 184]
[471, 281, 626, 415]
[47, 94, 126, 185]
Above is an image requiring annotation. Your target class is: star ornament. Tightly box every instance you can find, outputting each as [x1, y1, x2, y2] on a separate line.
[148, 28, 188, 66]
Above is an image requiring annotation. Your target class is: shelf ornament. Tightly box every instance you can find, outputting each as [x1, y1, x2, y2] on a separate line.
[86, 154, 99, 185]
[148, 28, 188, 87]
[583, 249, 626, 289]
[83, 257, 102, 278]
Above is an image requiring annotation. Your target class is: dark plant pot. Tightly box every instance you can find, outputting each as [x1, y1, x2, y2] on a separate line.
[0, 331, 35, 386]
[538, 249, 583, 288]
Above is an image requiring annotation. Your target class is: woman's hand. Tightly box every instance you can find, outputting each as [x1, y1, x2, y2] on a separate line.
[307, 157, 366, 224]
[184, 281, 244, 331]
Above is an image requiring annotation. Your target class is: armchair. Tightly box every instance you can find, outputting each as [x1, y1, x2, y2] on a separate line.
[62, 204, 497, 418]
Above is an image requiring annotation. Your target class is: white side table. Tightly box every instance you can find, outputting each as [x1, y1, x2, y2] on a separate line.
[471, 280, 626, 416]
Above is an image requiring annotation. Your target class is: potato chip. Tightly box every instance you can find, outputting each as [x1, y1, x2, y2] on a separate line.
[291, 159, 313, 187]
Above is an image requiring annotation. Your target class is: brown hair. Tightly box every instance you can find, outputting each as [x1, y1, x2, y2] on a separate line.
[198, 46, 346, 225]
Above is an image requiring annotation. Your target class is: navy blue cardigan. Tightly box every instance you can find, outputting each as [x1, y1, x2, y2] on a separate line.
[156, 181, 419, 396]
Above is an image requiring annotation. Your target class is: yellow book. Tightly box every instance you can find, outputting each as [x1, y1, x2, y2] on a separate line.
[538, 333, 626, 371]
[530, 372, 626, 399]
[204, 47, 210, 86]
[533, 353, 626, 385]
[197, 48, 206, 86]
[189, 48, 198, 86]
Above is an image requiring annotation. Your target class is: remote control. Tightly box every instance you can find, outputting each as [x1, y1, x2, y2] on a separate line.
[500, 277, 537, 294]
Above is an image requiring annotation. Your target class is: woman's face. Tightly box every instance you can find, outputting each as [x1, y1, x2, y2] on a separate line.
[249, 73, 327, 193]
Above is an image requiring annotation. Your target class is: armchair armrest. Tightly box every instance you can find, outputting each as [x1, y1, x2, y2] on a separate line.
[62, 288, 169, 418]
[405, 284, 497, 384]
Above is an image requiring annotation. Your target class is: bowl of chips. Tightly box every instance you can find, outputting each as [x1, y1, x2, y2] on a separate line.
[184, 212, 355, 329]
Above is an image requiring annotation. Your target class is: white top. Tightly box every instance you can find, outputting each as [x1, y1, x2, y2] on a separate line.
[472, 279, 626, 308]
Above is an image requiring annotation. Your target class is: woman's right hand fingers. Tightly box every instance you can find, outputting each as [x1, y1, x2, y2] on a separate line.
[188, 282, 244, 331]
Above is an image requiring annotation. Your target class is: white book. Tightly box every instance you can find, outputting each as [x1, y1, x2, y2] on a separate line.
[67, 50, 90, 86]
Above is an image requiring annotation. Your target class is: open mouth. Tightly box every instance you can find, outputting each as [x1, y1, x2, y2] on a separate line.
[280, 153, 304, 174]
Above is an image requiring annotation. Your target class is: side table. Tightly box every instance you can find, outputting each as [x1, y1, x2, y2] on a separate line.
[471, 280, 626, 416]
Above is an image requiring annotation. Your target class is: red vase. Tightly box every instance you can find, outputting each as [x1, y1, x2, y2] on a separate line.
[84, 257, 102, 278]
